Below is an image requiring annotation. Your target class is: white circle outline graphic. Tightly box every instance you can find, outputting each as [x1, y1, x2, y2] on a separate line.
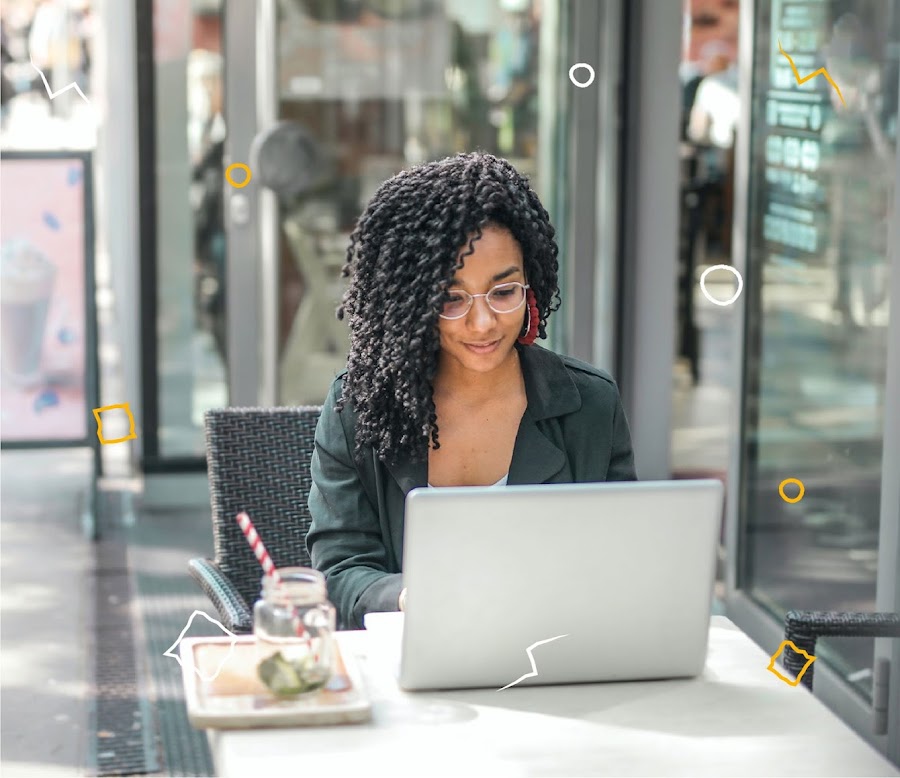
[699, 264, 744, 307]
[568, 63, 595, 88]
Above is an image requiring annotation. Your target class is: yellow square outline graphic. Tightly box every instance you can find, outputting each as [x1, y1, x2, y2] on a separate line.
[92, 403, 137, 445]
[767, 640, 816, 687]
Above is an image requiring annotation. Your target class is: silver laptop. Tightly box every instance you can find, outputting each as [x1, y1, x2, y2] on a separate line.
[378, 479, 723, 692]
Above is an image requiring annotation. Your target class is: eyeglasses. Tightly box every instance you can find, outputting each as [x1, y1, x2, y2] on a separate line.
[439, 282, 530, 320]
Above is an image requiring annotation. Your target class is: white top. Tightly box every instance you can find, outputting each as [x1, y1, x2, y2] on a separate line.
[688, 65, 740, 148]
[208, 616, 899, 778]
[426, 473, 508, 488]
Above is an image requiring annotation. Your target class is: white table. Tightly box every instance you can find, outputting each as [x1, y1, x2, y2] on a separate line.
[208, 617, 898, 777]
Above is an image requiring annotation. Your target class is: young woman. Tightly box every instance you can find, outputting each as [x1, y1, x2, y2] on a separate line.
[307, 152, 637, 629]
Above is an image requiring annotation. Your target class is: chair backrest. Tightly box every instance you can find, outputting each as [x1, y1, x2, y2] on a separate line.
[204, 406, 322, 611]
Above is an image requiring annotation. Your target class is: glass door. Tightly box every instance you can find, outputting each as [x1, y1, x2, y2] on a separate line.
[142, 0, 229, 466]
[226, 0, 569, 407]
[733, 0, 899, 753]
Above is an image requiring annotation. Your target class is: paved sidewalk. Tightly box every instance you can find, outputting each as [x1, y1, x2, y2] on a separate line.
[0, 448, 94, 778]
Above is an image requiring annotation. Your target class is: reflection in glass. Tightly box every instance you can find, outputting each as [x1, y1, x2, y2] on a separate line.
[153, 0, 228, 456]
[672, 2, 741, 483]
[741, 0, 897, 700]
[273, 0, 552, 405]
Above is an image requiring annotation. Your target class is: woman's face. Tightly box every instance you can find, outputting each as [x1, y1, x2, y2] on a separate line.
[437, 225, 527, 375]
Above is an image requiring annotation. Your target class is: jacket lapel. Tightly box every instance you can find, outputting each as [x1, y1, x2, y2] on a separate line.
[506, 405, 567, 484]
[384, 456, 428, 496]
[507, 344, 581, 484]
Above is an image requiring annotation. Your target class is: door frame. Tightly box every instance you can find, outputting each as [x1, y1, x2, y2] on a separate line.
[882, 118, 900, 765]
[616, 0, 682, 480]
[222, 0, 278, 407]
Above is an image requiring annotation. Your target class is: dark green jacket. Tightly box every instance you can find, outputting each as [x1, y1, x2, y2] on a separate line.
[307, 343, 637, 629]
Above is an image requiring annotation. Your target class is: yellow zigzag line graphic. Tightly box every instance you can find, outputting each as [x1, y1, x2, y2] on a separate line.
[777, 40, 844, 106]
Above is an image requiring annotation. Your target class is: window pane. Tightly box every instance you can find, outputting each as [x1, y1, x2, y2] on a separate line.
[741, 0, 898, 700]
[274, 0, 562, 404]
[152, 0, 228, 457]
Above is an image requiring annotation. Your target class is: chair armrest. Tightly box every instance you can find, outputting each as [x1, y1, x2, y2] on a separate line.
[188, 558, 253, 634]
[783, 610, 900, 689]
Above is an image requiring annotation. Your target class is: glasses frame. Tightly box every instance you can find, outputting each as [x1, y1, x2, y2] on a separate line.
[438, 282, 531, 320]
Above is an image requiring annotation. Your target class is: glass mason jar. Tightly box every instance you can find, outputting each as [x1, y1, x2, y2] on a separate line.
[253, 567, 336, 698]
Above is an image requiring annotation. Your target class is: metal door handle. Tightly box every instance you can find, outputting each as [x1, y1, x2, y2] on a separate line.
[229, 192, 250, 226]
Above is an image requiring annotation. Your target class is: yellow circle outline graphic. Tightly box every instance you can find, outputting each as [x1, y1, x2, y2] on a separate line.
[778, 478, 805, 504]
[224, 163, 252, 189]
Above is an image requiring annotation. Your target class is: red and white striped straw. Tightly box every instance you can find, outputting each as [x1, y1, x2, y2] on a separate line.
[235, 511, 309, 641]
[236, 511, 282, 586]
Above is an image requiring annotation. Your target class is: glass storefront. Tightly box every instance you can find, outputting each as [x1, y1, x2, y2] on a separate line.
[740, 0, 898, 700]
[144, 0, 567, 457]
[271, 0, 562, 405]
[150, 0, 228, 459]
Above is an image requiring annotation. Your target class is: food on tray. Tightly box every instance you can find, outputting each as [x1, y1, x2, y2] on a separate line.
[257, 651, 330, 697]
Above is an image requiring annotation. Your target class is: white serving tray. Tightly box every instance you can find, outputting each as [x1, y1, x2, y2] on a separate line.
[180, 635, 371, 729]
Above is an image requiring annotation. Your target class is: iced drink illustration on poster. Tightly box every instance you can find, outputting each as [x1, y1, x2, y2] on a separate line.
[1, 240, 57, 387]
[0, 156, 90, 444]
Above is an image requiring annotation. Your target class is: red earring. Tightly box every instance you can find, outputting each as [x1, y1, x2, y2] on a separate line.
[517, 289, 539, 345]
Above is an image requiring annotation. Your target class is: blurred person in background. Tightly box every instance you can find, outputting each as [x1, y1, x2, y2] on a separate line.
[682, 40, 732, 142]
[821, 11, 896, 330]
[28, 0, 67, 112]
[0, 1, 43, 116]
[27, 0, 93, 117]
[686, 40, 738, 260]
[687, 40, 738, 150]
[188, 49, 227, 361]
[28, 1, 91, 97]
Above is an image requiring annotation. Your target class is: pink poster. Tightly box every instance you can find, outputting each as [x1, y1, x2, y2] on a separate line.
[0, 155, 93, 444]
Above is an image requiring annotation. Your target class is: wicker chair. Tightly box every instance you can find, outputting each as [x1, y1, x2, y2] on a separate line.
[188, 406, 322, 634]
[782, 610, 900, 692]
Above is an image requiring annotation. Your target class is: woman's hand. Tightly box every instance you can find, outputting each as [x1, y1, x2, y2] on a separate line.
[399, 587, 408, 612]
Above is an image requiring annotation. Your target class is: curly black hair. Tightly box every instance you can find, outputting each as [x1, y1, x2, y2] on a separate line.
[335, 152, 561, 467]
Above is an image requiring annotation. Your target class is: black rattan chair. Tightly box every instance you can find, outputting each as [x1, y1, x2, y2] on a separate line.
[782, 610, 900, 691]
[189, 406, 322, 634]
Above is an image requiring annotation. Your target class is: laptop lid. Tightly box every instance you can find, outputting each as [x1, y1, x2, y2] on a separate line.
[398, 479, 723, 691]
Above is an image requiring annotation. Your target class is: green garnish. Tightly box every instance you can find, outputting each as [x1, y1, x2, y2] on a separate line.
[257, 651, 329, 697]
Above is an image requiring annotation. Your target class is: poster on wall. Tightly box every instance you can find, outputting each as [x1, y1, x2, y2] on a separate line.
[0, 151, 97, 447]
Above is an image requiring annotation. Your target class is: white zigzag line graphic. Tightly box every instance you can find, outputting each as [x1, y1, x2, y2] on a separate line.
[163, 610, 238, 682]
[30, 57, 90, 104]
[497, 634, 570, 691]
